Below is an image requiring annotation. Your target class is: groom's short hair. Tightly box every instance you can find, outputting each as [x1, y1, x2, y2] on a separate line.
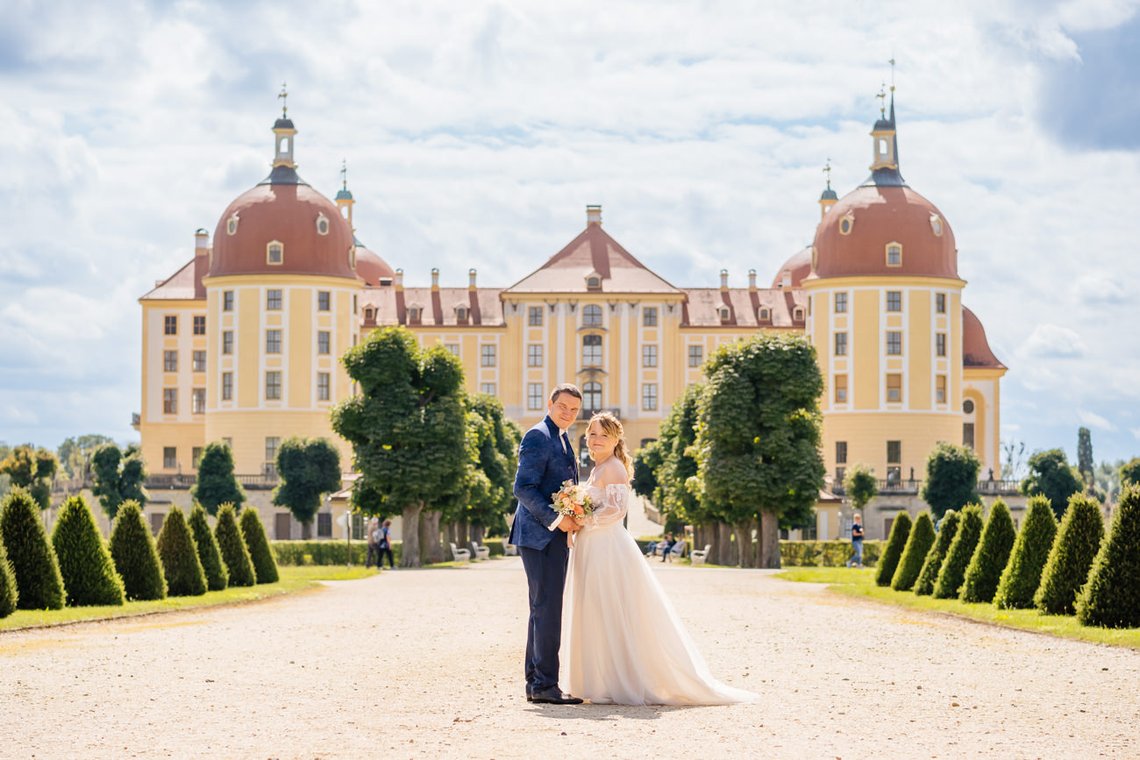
[549, 383, 582, 403]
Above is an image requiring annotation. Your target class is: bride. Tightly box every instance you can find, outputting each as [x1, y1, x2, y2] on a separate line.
[562, 411, 756, 706]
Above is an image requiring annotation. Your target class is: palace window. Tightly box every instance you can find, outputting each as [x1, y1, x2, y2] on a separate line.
[834, 292, 848, 313]
[642, 345, 658, 368]
[316, 214, 330, 236]
[265, 371, 282, 400]
[191, 388, 206, 415]
[688, 345, 703, 367]
[936, 374, 947, 404]
[834, 332, 848, 356]
[583, 304, 603, 327]
[318, 331, 331, 355]
[886, 373, 902, 403]
[834, 374, 848, 403]
[222, 330, 233, 355]
[163, 447, 177, 469]
[930, 214, 943, 237]
[266, 329, 282, 354]
[407, 306, 422, 324]
[886, 242, 902, 267]
[643, 307, 658, 327]
[192, 350, 206, 372]
[265, 437, 281, 470]
[444, 343, 459, 357]
[164, 315, 177, 335]
[163, 388, 177, 414]
[758, 307, 770, 321]
[456, 305, 469, 323]
[793, 307, 804, 321]
[193, 315, 206, 335]
[226, 214, 239, 236]
[641, 383, 658, 411]
[582, 334, 602, 365]
[267, 289, 282, 310]
[963, 423, 975, 450]
[887, 440, 902, 483]
[317, 372, 330, 401]
[836, 441, 848, 464]
[582, 382, 602, 412]
[717, 305, 731, 323]
[192, 447, 203, 468]
[480, 383, 496, 396]
[222, 372, 233, 401]
[223, 291, 234, 311]
[586, 275, 602, 291]
[267, 241, 284, 265]
[528, 306, 543, 326]
[163, 350, 178, 372]
[887, 331, 902, 355]
[936, 293, 946, 314]
[886, 291, 902, 312]
[527, 383, 544, 410]
[936, 333, 946, 357]
[527, 344, 543, 367]
[963, 399, 975, 414]
[480, 344, 497, 367]
[318, 291, 330, 311]
[839, 213, 854, 235]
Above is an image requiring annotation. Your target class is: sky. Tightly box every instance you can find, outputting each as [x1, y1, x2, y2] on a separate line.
[2, 0, 1140, 473]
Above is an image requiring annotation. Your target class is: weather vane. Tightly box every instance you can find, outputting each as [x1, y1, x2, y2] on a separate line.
[888, 56, 896, 93]
[876, 82, 887, 117]
[278, 82, 288, 117]
[341, 159, 348, 190]
[823, 158, 833, 190]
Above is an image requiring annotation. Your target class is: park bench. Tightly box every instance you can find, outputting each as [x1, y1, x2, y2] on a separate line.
[690, 544, 712, 566]
[470, 541, 490, 560]
[449, 542, 472, 562]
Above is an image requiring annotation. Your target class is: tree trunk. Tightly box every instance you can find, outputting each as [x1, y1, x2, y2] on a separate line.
[457, 518, 469, 548]
[714, 522, 731, 565]
[734, 521, 752, 568]
[401, 502, 424, 568]
[421, 509, 444, 564]
[471, 523, 485, 546]
[759, 510, 781, 568]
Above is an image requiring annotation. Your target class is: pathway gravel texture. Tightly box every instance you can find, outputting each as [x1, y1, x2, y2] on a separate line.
[2, 558, 1138, 759]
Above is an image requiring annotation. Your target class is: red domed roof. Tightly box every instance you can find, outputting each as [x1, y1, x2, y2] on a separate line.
[355, 245, 396, 285]
[811, 185, 958, 281]
[209, 179, 357, 280]
[771, 246, 812, 288]
[962, 306, 1005, 369]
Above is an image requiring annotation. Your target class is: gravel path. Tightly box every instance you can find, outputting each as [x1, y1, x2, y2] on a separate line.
[2, 559, 1137, 759]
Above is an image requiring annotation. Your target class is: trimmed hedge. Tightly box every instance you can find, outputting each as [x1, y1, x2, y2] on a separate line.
[1076, 485, 1140, 628]
[994, 496, 1057, 609]
[188, 504, 228, 591]
[1035, 493, 1103, 615]
[875, 512, 912, 586]
[960, 499, 1016, 603]
[52, 495, 126, 607]
[214, 504, 256, 587]
[933, 504, 983, 599]
[0, 487, 65, 610]
[156, 506, 207, 597]
[914, 510, 960, 596]
[0, 535, 17, 617]
[239, 507, 279, 584]
[778, 540, 884, 567]
[109, 500, 167, 601]
[891, 512, 935, 591]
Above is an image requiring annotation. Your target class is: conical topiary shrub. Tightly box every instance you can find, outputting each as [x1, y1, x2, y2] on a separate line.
[239, 507, 279, 584]
[875, 512, 912, 586]
[0, 537, 17, 617]
[933, 503, 983, 599]
[959, 499, 1016, 603]
[214, 504, 255, 587]
[188, 503, 228, 591]
[1076, 485, 1140, 628]
[156, 506, 207, 597]
[52, 495, 125, 607]
[1035, 493, 1103, 615]
[109, 500, 167, 601]
[891, 511, 935, 591]
[994, 496, 1058, 609]
[0, 488, 64, 610]
[914, 510, 960, 596]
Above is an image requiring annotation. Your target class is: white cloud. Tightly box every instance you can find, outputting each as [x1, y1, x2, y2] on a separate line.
[1019, 325, 1087, 359]
[1078, 409, 1116, 431]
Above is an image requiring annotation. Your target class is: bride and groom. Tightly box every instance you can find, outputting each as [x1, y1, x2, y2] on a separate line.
[509, 383, 754, 706]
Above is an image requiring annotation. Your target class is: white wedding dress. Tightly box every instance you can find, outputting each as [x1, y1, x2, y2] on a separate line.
[563, 479, 756, 706]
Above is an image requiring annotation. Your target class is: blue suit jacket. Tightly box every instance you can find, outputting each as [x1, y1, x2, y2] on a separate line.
[510, 416, 578, 550]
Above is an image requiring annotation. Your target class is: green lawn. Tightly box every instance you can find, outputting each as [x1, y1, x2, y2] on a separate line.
[775, 566, 1140, 650]
[0, 565, 378, 632]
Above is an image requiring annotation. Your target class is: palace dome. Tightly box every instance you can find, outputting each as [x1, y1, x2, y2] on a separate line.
[771, 246, 812, 288]
[355, 244, 396, 285]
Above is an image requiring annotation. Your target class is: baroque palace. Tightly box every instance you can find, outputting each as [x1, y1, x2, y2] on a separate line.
[137, 93, 1011, 541]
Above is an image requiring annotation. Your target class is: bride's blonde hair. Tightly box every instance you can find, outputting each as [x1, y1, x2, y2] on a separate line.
[589, 411, 633, 477]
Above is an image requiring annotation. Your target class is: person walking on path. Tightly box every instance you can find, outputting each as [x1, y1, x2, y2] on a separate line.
[846, 513, 864, 568]
[377, 519, 395, 569]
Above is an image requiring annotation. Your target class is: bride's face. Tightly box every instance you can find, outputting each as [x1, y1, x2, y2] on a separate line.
[586, 422, 617, 462]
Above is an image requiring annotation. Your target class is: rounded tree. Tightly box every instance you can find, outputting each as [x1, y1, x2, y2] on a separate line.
[239, 507, 278, 584]
[109, 500, 167, 601]
[959, 499, 1016, 603]
[156, 507, 207, 597]
[921, 442, 980, 520]
[272, 437, 342, 528]
[993, 496, 1057, 609]
[891, 511, 935, 591]
[188, 503, 228, 591]
[1020, 448, 1083, 519]
[933, 504, 984, 599]
[875, 511, 912, 586]
[0, 487, 65, 610]
[914, 510, 961, 596]
[191, 442, 246, 515]
[52, 495, 126, 607]
[214, 503, 256, 587]
[843, 464, 878, 516]
[0, 445, 59, 510]
[1076, 485, 1140, 628]
[1118, 457, 1140, 489]
[0, 536, 17, 617]
[1034, 493, 1103, 615]
[90, 443, 149, 522]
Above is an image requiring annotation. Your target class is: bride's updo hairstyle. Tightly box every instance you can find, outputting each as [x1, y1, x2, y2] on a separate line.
[589, 411, 633, 477]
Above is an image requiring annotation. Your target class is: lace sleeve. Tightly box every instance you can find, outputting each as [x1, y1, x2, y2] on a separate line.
[589, 484, 630, 527]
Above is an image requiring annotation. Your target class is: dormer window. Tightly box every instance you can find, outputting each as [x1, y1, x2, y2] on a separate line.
[267, 241, 284, 265]
[456, 305, 469, 323]
[759, 307, 770, 321]
[316, 214, 330, 236]
[227, 214, 239, 236]
[839, 213, 854, 235]
[585, 271, 602, 291]
[930, 214, 943, 237]
[793, 307, 804, 321]
[407, 306, 423, 325]
[885, 242, 902, 267]
[717, 305, 731, 323]
[363, 306, 375, 323]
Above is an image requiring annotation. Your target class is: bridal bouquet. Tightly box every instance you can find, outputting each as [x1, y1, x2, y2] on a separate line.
[552, 479, 593, 525]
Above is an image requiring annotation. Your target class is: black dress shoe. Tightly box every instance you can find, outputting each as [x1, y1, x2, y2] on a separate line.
[530, 687, 583, 705]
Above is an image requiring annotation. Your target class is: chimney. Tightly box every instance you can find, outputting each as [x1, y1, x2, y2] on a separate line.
[586, 204, 602, 225]
[782, 270, 792, 288]
[719, 269, 729, 291]
[194, 228, 209, 255]
[431, 268, 440, 291]
[469, 268, 477, 290]
[395, 268, 404, 291]
[748, 269, 757, 292]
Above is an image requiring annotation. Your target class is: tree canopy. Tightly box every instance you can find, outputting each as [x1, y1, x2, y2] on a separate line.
[843, 464, 877, 514]
[0, 445, 59, 509]
[90, 443, 149, 521]
[654, 382, 707, 530]
[921, 442, 980, 519]
[191, 442, 246, 515]
[1020, 448, 1083, 518]
[272, 437, 342, 525]
[57, 434, 114, 481]
[460, 394, 521, 536]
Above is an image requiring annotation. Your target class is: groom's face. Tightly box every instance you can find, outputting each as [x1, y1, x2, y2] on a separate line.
[548, 392, 581, 430]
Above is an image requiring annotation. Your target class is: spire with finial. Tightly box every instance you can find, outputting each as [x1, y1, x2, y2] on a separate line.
[278, 81, 289, 118]
[335, 158, 355, 227]
[819, 158, 838, 219]
[261, 85, 302, 185]
[863, 63, 906, 188]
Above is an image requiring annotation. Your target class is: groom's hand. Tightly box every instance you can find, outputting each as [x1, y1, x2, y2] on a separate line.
[557, 520, 579, 533]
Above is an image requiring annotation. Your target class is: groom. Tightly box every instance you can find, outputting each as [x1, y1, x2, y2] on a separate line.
[510, 383, 584, 705]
